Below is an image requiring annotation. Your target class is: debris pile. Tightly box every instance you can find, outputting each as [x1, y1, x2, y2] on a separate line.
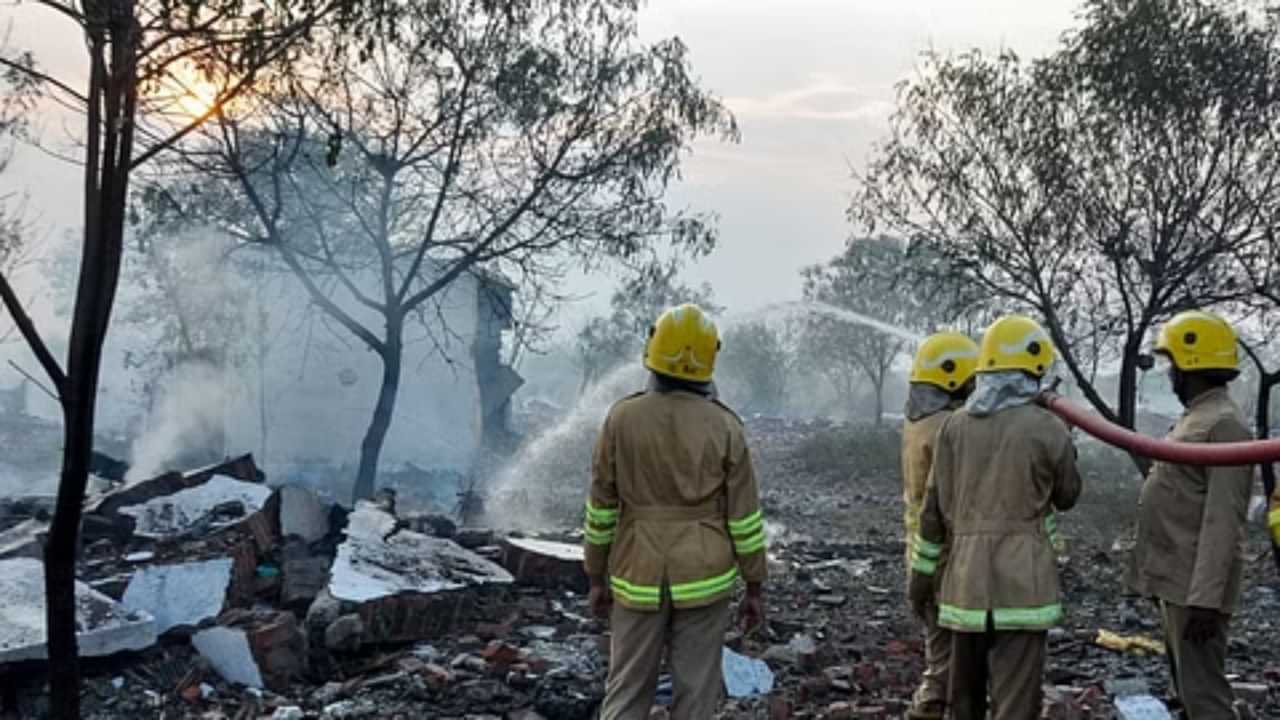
[0, 418, 1275, 718]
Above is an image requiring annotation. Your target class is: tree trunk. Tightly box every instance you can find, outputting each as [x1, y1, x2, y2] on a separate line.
[47, 22, 136, 716]
[1117, 337, 1152, 476]
[352, 314, 403, 503]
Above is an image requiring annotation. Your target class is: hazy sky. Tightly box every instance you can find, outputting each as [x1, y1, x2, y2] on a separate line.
[2, 0, 1081, 329]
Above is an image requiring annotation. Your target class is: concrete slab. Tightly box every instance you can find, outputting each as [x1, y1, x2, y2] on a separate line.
[499, 537, 587, 592]
[119, 475, 273, 539]
[0, 558, 156, 663]
[278, 486, 330, 543]
[192, 626, 264, 688]
[122, 558, 233, 635]
[329, 531, 514, 603]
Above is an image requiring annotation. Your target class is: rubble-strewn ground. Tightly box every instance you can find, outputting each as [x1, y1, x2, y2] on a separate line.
[3, 417, 1278, 719]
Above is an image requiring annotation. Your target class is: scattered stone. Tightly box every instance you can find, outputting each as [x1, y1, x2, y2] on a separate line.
[1232, 682, 1270, 706]
[121, 558, 232, 636]
[314, 681, 345, 705]
[826, 701, 853, 720]
[192, 610, 306, 691]
[520, 625, 557, 641]
[815, 594, 847, 607]
[282, 548, 330, 609]
[272, 707, 305, 720]
[325, 614, 365, 652]
[0, 557, 156, 662]
[278, 485, 331, 543]
[322, 699, 373, 719]
[480, 640, 521, 667]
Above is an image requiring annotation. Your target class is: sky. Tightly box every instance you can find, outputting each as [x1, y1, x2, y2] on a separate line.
[2, 0, 1081, 331]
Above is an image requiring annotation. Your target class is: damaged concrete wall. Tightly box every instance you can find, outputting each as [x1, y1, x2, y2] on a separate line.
[219, 265, 488, 490]
[473, 275, 523, 455]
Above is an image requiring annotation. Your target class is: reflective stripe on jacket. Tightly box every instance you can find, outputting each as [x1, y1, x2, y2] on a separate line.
[582, 389, 767, 611]
[918, 403, 1081, 632]
[902, 408, 952, 568]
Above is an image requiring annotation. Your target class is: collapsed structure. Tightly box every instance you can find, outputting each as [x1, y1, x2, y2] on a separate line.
[0, 455, 606, 715]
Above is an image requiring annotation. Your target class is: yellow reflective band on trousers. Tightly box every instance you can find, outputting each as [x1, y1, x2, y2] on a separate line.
[583, 501, 618, 546]
[1269, 508, 1280, 543]
[729, 510, 766, 555]
[939, 603, 1064, 631]
[610, 567, 741, 607]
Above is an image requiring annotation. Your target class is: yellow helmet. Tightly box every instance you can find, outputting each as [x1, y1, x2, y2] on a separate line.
[910, 332, 979, 391]
[643, 303, 720, 383]
[978, 315, 1055, 377]
[1154, 310, 1238, 372]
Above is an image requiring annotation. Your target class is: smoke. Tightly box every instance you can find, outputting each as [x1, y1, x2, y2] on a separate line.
[125, 360, 241, 482]
[484, 363, 645, 530]
[114, 228, 253, 483]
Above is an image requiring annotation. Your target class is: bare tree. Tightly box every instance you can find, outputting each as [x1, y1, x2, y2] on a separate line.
[0, 1, 383, 713]
[161, 0, 734, 501]
[855, 0, 1280, 469]
[801, 237, 936, 424]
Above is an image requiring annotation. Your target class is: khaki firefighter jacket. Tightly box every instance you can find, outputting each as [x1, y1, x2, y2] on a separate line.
[914, 403, 1081, 632]
[582, 389, 768, 611]
[902, 407, 954, 566]
[1128, 388, 1253, 614]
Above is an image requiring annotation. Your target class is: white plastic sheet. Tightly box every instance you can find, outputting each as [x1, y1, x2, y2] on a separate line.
[1114, 695, 1174, 720]
[722, 647, 774, 698]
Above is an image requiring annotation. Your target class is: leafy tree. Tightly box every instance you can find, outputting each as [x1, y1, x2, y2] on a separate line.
[855, 0, 1280, 466]
[162, 0, 734, 501]
[717, 320, 794, 415]
[575, 258, 720, 393]
[801, 237, 936, 424]
[0, 1, 386, 713]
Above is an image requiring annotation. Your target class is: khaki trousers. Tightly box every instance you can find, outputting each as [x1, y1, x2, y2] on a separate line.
[600, 593, 730, 720]
[1161, 601, 1237, 720]
[909, 611, 951, 715]
[950, 618, 1046, 720]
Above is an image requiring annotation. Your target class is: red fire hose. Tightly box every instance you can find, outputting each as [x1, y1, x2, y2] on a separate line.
[1039, 392, 1280, 466]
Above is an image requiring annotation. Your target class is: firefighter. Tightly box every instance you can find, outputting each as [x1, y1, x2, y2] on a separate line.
[902, 331, 979, 720]
[582, 303, 768, 720]
[909, 315, 1082, 720]
[1128, 311, 1253, 719]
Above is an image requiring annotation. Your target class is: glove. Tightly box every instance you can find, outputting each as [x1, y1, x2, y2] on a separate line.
[908, 570, 935, 621]
[1183, 606, 1222, 646]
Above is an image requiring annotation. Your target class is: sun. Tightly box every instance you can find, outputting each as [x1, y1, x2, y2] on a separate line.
[174, 76, 222, 119]
[175, 79, 220, 118]
[150, 62, 226, 120]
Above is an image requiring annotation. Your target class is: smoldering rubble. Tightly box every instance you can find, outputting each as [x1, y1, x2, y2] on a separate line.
[0, 418, 1277, 719]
